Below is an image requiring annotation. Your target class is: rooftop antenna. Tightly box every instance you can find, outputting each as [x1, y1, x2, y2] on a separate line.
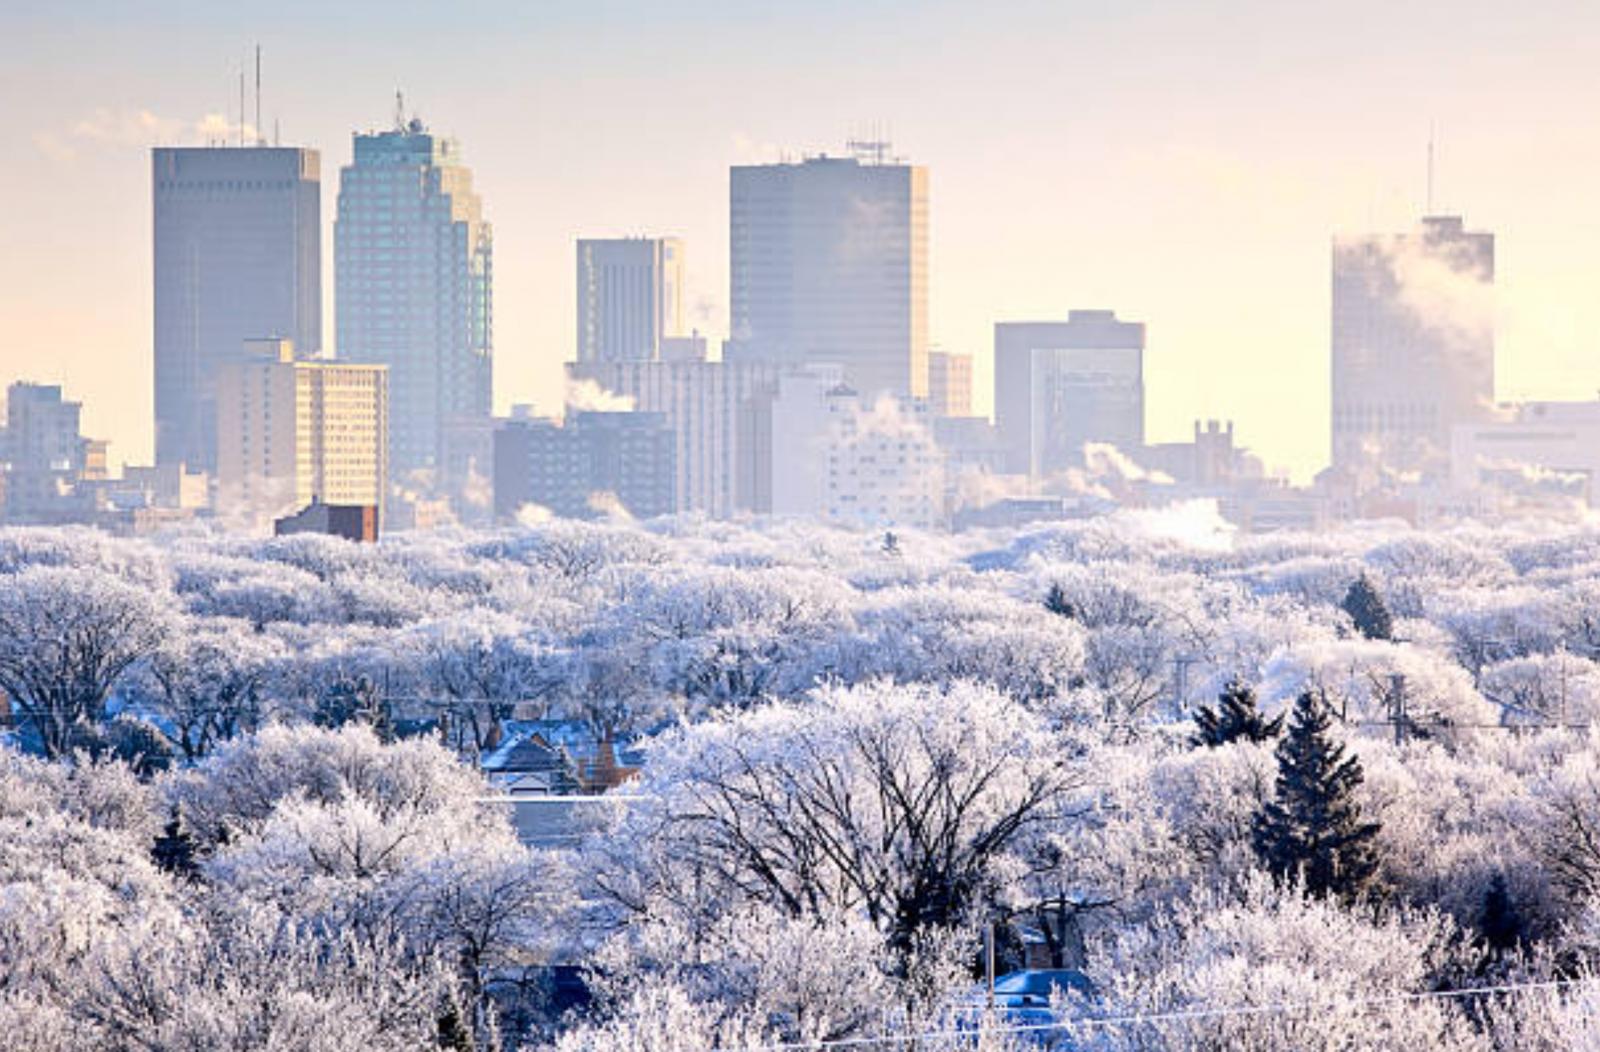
[254, 44, 262, 146]
[394, 89, 405, 131]
[1426, 122, 1435, 215]
[238, 66, 245, 147]
[274, 117, 280, 147]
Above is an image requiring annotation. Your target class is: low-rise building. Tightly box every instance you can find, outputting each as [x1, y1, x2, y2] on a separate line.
[493, 409, 676, 522]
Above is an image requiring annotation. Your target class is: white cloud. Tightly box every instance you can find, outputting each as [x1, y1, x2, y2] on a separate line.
[34, 107, 259, 163]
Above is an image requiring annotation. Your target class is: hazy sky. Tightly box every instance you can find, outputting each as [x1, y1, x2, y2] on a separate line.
[5, 0, 1600, 480]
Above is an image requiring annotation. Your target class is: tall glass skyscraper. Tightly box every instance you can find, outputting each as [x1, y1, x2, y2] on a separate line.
[726, 145, 929, 399]
[335, 116, 492, 491]
[152, 146, 321, 472]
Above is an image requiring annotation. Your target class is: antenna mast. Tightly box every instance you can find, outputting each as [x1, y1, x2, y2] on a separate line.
[394, 90, 405, 131]
[1426, 123, 1435, 215]
[238, 67, 246, 147]
[254, 45, 262, 146]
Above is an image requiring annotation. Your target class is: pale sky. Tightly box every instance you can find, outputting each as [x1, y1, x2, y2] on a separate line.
[4, 0, 1600, 481]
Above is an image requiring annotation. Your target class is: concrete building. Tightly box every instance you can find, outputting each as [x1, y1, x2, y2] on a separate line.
[1, 383, 97, 522]
[1451, 401, 1600, 508]
[727, 144, 929, 399]
[769, 372, 942, 529]
[568, 355, 781, 517]
[336, 115, 492, 496]
[1332, 215, 1494, 480]
[994, 311, 1145, 476]
[1144, 420, 1261, 488]
[215, 339, 388, 530]
[152, 146, 321, 473]
[927, 350, 973, 417]
[576, 238, 685, 362]
[274, 499, 380, 542]
[494, 410, 675, 522]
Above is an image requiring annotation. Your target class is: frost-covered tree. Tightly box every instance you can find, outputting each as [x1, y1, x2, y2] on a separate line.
[1073, 876, 1481, 1051]
[599, 681, 1083, 959]
[1252, 692, 1381, 900]
[0, 565, 170, 757]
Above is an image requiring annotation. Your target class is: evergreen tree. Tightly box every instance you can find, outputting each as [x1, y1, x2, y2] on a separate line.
[151, 806, 198, 880]
[1479, 873, 1525, 958]
[1044, 584, 1078, 620]
[1342, 573, 1395, 641]
[1192, 680, 1284, 747]
[1251, 691, 1381, 900]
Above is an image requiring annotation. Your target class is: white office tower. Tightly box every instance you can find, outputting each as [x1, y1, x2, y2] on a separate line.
[769, 370, 943, 529]
[576, 237, 685, 362]
[728, 143, 929, 399]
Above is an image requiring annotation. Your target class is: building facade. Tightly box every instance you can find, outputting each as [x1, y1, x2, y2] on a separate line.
[576, 237, 685, 363]
[568, 356, 781, 517]
[1331, 215, 1494, 480]
[768, 373, 943, 530]
[994, 311, 1145, 477]
[336, 117, 492, 494]
[215, 339, 388, 529]
[727, 146, 929, 399]
[927, 350, 973, 417]
[1, 383, 95, 522]
[152, 146, 321, 472]
[1451, 401, 1600, 508]
[494, 411, 676, 522]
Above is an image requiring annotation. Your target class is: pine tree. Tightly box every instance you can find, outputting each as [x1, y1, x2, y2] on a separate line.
[1251, 691, 1381, 900]
[1479, 873, 1525, 958]
[1044, 584, 1078, 620]
[1192, 680, 1284, 747]
[1342, 573, 1395, 641]
[151, 806, 198, 880]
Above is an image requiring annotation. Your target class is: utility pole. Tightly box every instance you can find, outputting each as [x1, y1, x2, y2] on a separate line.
[985, 921, 996, 1012]
[1390, 672, 1408, 746]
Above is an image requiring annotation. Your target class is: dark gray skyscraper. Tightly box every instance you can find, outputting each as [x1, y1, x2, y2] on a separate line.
[152, 147, 321, 471]
[994, 311, 1146, 476]
[1331, 215, 1494, 479]
[727, 145, 928, 398]
[336, 116, 492, 491]
[576, 237, 684, 363]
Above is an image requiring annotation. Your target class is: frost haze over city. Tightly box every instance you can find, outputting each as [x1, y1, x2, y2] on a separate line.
[8, 1, 1600, 1049]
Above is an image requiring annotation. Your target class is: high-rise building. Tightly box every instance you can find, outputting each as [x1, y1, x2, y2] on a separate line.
[215, 339, 388, 529]
[576, 238, 685, 362]
[927, 350, 973, 417]
[568, 355, 781, 517]
[1331, 215, 1494, 479]
[336, 115, 492, 494]
[727, 145, 929, 398]
[494, 410, 675, 522]
[152, 146, 321, 472]
[994, 311, 1146, 476]
[0, 383, 94, 522]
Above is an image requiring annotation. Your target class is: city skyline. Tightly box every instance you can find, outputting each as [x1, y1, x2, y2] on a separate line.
[8, 1, 1600, 481]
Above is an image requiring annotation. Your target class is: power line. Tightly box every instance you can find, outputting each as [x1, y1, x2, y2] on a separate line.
[721, 975, 1600, 1052]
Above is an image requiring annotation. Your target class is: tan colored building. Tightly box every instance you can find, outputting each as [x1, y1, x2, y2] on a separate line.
[927, 350, 973, 417]
[217, 339, 388, 530]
